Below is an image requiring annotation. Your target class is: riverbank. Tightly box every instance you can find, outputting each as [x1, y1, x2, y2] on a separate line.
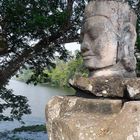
[14, 77, 75, 93]
[0, 124, 48, 140]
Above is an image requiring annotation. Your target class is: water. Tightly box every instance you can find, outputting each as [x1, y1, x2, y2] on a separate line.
[0, 80, 74, 139]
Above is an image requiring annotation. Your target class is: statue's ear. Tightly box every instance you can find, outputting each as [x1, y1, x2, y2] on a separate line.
[118, 23, 136, 60]
[120, 23, 137, 71]
[122, 22, 137, 46]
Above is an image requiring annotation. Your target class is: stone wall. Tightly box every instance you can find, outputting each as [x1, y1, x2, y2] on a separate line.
[46, 95, 140, 140]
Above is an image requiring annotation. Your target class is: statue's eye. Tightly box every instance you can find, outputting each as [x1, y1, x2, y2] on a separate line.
[88, 26, 104, 40]
[88, 28, 100, 40]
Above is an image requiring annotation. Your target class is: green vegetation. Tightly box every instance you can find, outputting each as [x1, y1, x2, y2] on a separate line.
[18, 52, 88, 87]
[136, 18, 140, 74]
[0, 125, 47, 140]
[43, 53, 88, 87]
[17, 69, 34, 83]
[13, 125, 46, 133]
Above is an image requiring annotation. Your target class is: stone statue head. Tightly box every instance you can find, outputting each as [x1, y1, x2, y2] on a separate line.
[81, 0, 137, 77]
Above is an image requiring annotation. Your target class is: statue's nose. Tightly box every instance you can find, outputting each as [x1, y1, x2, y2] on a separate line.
[81, 42, 90, 53]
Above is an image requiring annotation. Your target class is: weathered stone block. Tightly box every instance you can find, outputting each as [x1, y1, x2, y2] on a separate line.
[69, 77, 140, 99]
[46, 96, 140, 140]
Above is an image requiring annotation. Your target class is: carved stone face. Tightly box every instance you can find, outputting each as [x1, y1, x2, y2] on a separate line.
[81, 1, 137, 77]
[81, 16, 117, 70]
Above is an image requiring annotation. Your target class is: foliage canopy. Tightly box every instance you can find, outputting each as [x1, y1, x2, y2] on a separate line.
[0, 0, 86, 121]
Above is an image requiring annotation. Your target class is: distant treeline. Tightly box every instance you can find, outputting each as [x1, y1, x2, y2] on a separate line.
[17, 52, 88, 87]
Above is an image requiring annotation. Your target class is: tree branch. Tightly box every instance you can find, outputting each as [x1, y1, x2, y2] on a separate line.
[0, 0, 75, 87]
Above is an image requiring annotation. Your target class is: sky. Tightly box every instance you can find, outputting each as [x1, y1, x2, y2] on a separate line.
[29, 40, 81, 55]
[65, 42, 80, 54]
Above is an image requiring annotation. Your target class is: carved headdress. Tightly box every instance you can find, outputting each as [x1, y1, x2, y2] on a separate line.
[84, 0, 137, 26]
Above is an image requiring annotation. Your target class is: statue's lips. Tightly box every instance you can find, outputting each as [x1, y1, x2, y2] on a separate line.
[83, 55, 95, 60]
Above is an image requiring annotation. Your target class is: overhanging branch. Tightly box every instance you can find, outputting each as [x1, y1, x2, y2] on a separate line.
[0, 0, 75, 87]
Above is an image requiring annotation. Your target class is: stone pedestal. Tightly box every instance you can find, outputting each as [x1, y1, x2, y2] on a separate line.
[46, 96, 140, 140]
